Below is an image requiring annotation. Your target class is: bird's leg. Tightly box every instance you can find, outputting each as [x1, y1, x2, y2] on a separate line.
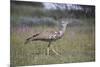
[51, 45, 60, 56]
[47, 41, 51, 55]
[47, 47, 49, 55]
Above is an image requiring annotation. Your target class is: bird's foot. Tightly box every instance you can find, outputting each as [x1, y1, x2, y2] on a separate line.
[46, 47, 61, 56]
[51, 48, 61, 56]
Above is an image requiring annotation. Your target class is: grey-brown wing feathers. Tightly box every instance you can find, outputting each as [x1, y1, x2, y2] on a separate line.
[24, 31, 63, 44]
[24, 32, 41, 44]
[24, 32, 51, 44]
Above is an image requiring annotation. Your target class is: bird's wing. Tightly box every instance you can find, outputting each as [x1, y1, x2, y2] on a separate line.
[33, 31, 52, 39]
[33, 30, 62, 41]
[24, 32, 41, 44]
[25, 30, 60, 44]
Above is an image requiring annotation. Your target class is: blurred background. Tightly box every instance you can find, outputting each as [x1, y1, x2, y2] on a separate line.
[10, 0, 95, 66]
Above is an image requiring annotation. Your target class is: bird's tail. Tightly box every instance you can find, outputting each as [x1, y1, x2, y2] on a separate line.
[24, 33, 40, 44]
[24, 37, 32, 44]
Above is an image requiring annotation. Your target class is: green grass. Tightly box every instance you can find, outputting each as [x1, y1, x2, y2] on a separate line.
[10, 19, 95, 66]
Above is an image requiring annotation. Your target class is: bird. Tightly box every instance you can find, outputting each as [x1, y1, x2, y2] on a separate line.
[24, 19, 69, 56]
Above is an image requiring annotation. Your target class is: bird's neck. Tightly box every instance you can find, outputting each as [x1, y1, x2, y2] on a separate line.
[58, 27, 66, 37]
[58, 31, 64, 36]
[60, 24, 67, 34]
[58, 20, 68, 34]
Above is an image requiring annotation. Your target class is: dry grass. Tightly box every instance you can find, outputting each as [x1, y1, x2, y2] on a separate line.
[10, 19, 95, 66]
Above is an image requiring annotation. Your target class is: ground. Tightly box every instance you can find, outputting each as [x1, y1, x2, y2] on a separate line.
[10, 18, 95, 66]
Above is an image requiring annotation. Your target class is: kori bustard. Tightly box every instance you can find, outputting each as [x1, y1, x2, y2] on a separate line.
[25, 19, 69, 55]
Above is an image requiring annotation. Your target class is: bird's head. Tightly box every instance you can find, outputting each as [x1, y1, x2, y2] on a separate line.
[58, 19, 69, 32]
[60, 20, 68, 27]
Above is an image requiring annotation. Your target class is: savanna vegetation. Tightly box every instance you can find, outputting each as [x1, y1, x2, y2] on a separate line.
[10, 1, 95, 66]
